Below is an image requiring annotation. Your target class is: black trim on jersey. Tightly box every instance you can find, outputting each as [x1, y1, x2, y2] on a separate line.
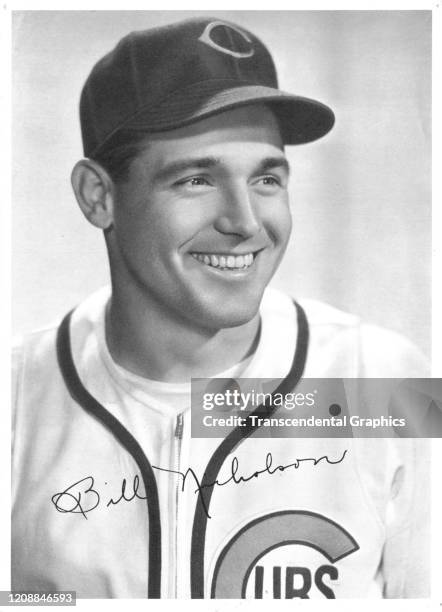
[55, 299, 309, 599]
[56, 310, 162, 599]
[190, 300, 309, 598]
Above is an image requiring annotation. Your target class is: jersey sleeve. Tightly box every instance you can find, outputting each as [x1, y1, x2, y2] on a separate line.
[358, 323, 430, 378]
[381, 439, 430, 598]
[357, 324, 431, 597]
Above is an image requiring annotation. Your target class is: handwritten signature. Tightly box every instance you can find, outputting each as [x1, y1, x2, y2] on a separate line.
[51, 450, 347, 520]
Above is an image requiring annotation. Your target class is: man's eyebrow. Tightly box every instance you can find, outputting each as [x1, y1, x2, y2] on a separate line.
[256, 156, 290, 175]
[154, 156, 221, 182]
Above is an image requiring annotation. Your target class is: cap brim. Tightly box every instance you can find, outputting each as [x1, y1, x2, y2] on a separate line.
[122, 81, 335, 146]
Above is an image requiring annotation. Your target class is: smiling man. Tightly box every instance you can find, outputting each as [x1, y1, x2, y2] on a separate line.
[12, 17, 430, 599]
[73, 105, 292, 381]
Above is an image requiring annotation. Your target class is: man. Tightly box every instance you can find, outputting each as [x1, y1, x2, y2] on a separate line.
[12, 17, 429, 599]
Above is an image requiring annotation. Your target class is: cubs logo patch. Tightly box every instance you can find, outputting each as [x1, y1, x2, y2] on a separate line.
[211, 511, 359, 598]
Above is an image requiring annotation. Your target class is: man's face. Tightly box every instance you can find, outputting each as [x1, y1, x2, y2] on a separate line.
[109, 104, 292, 330]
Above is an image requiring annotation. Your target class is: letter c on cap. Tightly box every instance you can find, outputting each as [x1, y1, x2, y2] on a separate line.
[198, 21, 254, 59]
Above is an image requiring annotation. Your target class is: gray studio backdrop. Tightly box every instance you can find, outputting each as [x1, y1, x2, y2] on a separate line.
[12, 10, 431, 357]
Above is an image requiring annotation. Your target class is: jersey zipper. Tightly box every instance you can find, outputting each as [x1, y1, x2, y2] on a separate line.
[173, 412, 184, 598]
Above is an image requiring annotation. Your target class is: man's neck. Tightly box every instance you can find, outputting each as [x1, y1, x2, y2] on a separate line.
[105, 286, 261, 383]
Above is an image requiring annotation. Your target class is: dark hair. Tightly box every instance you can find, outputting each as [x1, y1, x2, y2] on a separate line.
[91, 129, 150, 184]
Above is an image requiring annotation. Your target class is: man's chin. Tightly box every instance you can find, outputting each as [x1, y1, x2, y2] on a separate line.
[188, 295, 263, 331]
[210, 309, 259, 330]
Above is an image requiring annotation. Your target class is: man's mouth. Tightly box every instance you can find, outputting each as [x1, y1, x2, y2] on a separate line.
[190, 252, 256, 270]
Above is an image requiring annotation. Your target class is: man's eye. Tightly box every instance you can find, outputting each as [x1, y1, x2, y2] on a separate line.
[258, 176, 281, 186]
[177, 176, 211, 187]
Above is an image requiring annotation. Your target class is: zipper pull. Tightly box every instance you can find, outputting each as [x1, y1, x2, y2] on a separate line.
[175, 412, 184, 439]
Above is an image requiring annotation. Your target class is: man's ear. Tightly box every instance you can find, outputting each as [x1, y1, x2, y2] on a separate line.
[71, 159, 115, 230]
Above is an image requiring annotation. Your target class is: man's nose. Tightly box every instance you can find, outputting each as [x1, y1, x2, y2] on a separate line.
[214, 185, 261, 238]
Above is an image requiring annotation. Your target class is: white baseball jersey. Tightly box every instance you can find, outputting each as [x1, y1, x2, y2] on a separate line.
[12, 287, 430, 598]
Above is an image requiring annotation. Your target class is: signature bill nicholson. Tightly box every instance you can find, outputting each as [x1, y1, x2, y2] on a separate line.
[51, 449, 347, 519]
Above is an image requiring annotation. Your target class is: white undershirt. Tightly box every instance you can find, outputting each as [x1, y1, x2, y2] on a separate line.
[97, 326, 254, 416]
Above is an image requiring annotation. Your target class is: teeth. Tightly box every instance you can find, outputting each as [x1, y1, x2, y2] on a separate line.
[191, 252, 256, 270]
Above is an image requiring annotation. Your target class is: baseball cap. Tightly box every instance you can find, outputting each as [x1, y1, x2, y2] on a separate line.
[80, 17, 335, 158]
